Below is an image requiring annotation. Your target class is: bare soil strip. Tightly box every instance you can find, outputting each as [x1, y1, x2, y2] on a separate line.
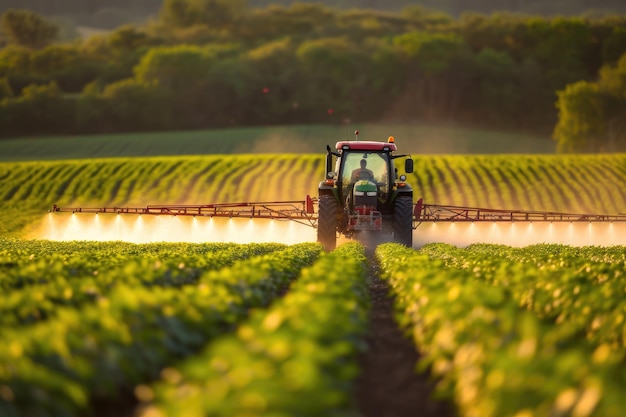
[355, 262, 456, 417]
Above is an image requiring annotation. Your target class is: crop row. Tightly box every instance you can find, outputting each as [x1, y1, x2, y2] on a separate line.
[139, 242, 369, 417]
[377, 243, 626, 417]
[410, 155, 626, 213]
[0, 242, 322, 417]
[0, 240, 285, 327]
[420, 243, 626, 356]
[0, 156, 323, 209]
[3, 154, 626, 236]
[0, 239, 280, 288]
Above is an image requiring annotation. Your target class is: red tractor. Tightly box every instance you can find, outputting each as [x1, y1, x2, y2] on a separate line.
[317, 135, 414, 251]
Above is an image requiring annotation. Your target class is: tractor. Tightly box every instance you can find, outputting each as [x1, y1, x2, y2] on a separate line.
[50, 132, 626, 249]
[317, 134, 414, 251]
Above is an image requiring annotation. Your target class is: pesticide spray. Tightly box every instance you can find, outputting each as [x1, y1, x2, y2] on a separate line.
[40, 213, 316, 245]
[39, 212, 626, 248]
[415, 221, 626, 247]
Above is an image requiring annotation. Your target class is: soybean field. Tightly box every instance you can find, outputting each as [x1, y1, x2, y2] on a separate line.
[3, 150, 626, 416]
[3, 239, 626, 416]
[2, 153, 626, 238]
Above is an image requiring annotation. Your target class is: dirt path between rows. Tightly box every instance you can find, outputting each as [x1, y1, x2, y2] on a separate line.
[354, 260, 456, 417]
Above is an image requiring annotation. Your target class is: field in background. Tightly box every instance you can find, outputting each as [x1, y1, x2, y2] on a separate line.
[1, 153, 625, 238]
[0, 123, 554, 162]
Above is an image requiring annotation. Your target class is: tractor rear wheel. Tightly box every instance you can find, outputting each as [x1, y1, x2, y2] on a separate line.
[317, 194, 338, 251]
[393, 196, 413, 247]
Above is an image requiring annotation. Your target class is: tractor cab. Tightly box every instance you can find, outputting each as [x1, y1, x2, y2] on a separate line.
[317, 135, 414, 251]
[338, 150, 390, 207]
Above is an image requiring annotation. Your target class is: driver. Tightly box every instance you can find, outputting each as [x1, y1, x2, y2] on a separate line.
[351, 159, 374, 181]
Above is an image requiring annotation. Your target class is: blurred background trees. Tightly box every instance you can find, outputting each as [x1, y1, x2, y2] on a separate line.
[0, 1, 625, 152]
[1, 9, 58, 48]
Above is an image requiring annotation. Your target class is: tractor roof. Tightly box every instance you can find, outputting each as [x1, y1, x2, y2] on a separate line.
[335, 141, 397, 152]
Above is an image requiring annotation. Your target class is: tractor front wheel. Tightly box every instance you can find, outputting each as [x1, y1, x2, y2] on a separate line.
[393, 195, 413, 247]
[317, 194, 338, 251]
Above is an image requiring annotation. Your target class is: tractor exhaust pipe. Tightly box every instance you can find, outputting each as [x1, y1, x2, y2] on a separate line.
[325, 145, 333, 179]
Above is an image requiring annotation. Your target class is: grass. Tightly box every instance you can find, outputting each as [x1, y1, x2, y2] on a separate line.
[0, 123, 554, 162]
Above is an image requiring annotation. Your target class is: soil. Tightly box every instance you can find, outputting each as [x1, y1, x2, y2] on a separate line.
[354, 261, 457, 417]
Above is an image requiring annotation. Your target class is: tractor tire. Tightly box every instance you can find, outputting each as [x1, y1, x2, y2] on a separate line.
[393, 195, 413, 247]
[317, 194, 338, 251]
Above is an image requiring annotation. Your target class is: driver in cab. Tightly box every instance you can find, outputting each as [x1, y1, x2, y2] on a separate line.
[351, 159, 374, 182]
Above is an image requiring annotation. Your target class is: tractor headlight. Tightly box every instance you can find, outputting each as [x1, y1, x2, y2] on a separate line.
[399, 174, 407, 181]
[366, 192, 377, 197]
[355, 191, 365, 196]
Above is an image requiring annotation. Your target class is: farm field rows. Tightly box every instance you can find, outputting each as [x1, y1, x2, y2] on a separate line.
[2, 153, 626, 238]
[3, 144, 626, 416]
[378, 242, 626, 417]
[3, 239, 626, 416]
[0, 239, 325, 416]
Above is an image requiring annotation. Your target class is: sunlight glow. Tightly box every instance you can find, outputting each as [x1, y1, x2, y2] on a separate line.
[413, 221, 626, 247]
[36, 214, 626, 247]
[38, 213, 317, 245]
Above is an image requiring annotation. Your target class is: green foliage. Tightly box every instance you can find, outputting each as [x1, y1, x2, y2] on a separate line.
[134, 44, 238, 88]
[0, 81, 76, 136]
[554, 53, 626, 152]
[0, 240, 322, 416]
[238, 3, 335, 44]
[0, 9, 58, 49]
[159, 0, 247, 29]
[2, 153, 626, 240]
[1, 5, 626, 144]
[145, 242, 368, 416]
[99, 78, 172, 131]
[377, 242, 626, 417]
[0, 240, 286, 324]
[553, 81, 606, 153]
[394, 31, 466, 75]
[107, 25, 155, 56]
[133, 43, 250, 127]
[295, 36, 370, 117]
[473, 48, 522, 125]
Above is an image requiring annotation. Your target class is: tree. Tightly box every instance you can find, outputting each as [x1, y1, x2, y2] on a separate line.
[295, 37, 369, 121]
[242, 37, 299, 124]
[596, 53, 626, 150]
[0, 81, 75, 136]
[134, 43, 247, 127]
[391, 31, 471, 121]
[30, 44, 102, 93]
[160, 0, 194, 27]
[160, 0, 248, 29]
[134, 44, 220, 90]
[101, 79, 172, 131]
[0, 9, 58, 49]
[470, 48, 521, 126]
[553, 81, 606, 152]
[234, 3, 334, 44]
[553, 53, 626, 152]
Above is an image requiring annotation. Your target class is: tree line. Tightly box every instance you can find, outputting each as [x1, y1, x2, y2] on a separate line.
[1, 2, 626, 152]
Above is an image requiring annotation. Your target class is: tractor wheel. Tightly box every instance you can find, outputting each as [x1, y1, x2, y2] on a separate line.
[393, 195, 413, 247]
[317, 194, 338, 251]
